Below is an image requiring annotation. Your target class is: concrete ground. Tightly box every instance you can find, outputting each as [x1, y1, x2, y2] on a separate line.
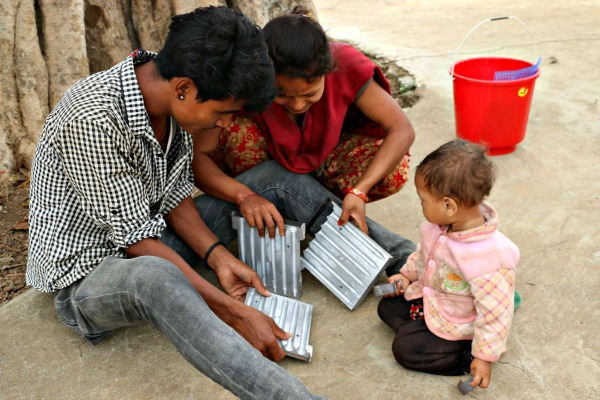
[1, 0, 599, 399]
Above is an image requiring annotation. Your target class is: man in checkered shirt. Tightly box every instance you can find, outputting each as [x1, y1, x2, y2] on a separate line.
[26, 6, 326, 399]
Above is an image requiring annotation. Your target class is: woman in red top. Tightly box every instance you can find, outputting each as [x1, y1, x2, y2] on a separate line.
[193, 7, 415, 234]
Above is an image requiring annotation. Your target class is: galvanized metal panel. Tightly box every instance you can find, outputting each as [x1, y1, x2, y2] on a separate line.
[245, 288, 314, 362]
[301, 202, 394, 310]
[232, 212, 305, 298]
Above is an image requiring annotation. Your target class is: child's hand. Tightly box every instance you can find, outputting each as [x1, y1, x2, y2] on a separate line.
[386, 274, 410, 296]
[470, 358, 492, 389]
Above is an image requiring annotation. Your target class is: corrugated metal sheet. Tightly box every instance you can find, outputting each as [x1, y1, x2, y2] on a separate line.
[232, 212, 305, 298]
[245, 288, 314, 362]
[301, 202, 394, 310]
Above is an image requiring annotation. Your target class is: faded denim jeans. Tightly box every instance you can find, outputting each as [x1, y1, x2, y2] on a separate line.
[173, 161, 416, 270]
[54, 160, 414, 399]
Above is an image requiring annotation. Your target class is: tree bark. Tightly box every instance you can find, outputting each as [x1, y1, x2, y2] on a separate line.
[14, 0, 49, 166]
[230, 0, 318, 28]
[0, 0, 316, 185]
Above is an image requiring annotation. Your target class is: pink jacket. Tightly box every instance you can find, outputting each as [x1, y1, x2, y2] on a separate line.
[401, 203, 519, 362]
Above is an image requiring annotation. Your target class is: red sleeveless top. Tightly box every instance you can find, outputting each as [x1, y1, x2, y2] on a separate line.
[252, 42, 391, 173]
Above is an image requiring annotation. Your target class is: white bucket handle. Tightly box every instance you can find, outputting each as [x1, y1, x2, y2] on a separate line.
[450, 16, 538, 76]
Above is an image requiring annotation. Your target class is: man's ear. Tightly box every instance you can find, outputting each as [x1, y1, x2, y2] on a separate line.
[443, 197, 458, 216]
[173, 77, 194, 100]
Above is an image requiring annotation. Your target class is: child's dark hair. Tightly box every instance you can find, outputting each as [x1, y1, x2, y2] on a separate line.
[262, 6, 335, 81]
[154, 6, 275, 113]
[416, 139, 496, 207]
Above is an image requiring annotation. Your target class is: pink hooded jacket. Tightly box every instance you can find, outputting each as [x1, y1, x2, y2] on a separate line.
[401, 202, 519, 362]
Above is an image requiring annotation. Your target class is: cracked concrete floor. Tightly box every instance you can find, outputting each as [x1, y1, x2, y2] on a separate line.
[1, 1, 599, 399]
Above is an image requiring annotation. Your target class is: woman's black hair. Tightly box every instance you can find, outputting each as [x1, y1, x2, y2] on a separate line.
[154, 6, 275, 112]
[263, 6, 335, 80]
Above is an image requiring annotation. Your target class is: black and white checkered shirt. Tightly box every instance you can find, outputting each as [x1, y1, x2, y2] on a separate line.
[26, 50, 194, 292]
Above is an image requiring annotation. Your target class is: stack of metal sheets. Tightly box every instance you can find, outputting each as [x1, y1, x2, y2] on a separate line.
[235, 202, 393, 361]
[245, 288, 314, 361]
[232, 212, 305, 299]
[301, 202, 394, 310]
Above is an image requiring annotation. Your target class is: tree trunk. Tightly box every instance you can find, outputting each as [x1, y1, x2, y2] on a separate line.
[0, 0, 316, 185]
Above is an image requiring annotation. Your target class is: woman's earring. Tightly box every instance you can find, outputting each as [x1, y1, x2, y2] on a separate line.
[179, 94, 184, 100]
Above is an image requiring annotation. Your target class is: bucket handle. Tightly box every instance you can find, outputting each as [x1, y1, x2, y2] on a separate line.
[450, 16, 538, 76]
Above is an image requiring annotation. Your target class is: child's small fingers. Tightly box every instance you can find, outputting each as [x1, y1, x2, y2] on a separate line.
[479, 375, 491, 388]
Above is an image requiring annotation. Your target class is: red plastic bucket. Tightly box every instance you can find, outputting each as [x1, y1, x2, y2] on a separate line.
[450, 57, 540, 155]
[450, 17, 540, 155]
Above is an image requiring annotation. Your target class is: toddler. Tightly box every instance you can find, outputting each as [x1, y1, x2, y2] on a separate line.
[378, 139, 519, 390]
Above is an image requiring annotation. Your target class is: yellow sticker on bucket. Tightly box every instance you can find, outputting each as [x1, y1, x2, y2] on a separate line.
[518, 87, 529, 97]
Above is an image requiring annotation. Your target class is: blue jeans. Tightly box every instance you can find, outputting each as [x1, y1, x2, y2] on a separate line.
[54, 256, 322, 399]
[168, 161, 416, 271]
[54, 160, 414, 399]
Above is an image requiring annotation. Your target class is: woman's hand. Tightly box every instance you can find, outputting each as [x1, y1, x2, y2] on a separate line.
[191, 132, 284, 239]
[338, 193, 368, 234]
[238, 193, 285, 238]
[470, 358, 492, 389]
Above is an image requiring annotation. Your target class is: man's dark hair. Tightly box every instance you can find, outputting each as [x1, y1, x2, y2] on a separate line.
[416, 139, 497, 207]
[263, 6, 335, 81]
[154, 6, 275, 112]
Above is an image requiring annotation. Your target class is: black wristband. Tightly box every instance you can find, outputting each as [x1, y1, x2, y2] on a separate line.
[203, 241, 224, 268]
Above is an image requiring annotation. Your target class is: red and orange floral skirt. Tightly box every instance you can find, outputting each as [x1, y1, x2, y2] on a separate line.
[209, 116, 410, 201]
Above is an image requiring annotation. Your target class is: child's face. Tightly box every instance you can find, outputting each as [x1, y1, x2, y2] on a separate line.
[415, 174, 453, 226]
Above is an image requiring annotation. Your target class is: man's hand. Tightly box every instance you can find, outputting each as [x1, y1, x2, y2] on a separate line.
[225, 300, 291, 360]
[338, 193, 368, 234]
[470, 358, 492, 389]
[207, 246, 291, 360]
[238, 193, 285, 238]
[208, 245, 270, 300]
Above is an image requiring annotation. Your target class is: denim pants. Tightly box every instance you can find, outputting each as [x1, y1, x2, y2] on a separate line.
[172, 161, 416, 270]
[54, 160, 414, 399]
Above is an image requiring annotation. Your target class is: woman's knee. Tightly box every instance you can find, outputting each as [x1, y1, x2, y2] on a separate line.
[237, 160, 313, 195]
[223, 115, 270, 176]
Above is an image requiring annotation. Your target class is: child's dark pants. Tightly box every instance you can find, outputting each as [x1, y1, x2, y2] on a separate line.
[377, 295, 473, 376]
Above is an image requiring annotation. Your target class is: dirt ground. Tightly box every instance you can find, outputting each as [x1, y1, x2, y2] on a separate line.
[0, 175, 30, 305]
[0, 56, 417, 307]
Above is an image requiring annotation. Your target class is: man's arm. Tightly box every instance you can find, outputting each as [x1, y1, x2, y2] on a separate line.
[163, 196, 271, 299]
[57, 117, 290, 358]
[124, 202, 291, 360]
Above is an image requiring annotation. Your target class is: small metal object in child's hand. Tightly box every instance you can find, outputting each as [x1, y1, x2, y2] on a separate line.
[373, 281, 402, 297]
[457, 375, 475, 395]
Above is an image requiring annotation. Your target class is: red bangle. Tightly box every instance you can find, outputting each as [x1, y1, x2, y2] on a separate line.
[237, 192, 257, 206]
[343, 187, 369, 203]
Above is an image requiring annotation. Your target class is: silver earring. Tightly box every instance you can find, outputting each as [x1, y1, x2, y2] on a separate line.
[179, 94, 184, 100]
